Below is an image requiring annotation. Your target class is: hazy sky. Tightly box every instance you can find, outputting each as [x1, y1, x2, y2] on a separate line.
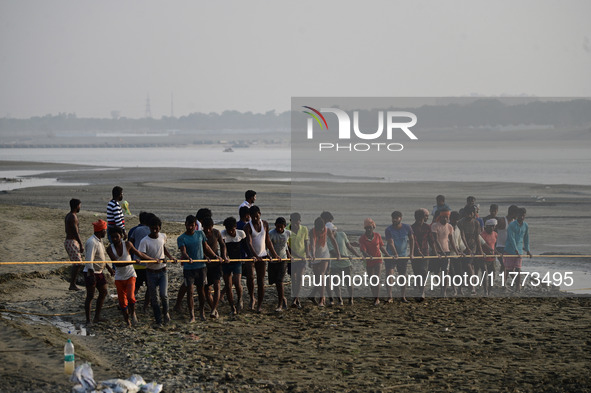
[1, 0, 590, 118]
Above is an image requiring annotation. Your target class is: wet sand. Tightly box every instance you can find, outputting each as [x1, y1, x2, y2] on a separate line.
[1, 161, 590, 392]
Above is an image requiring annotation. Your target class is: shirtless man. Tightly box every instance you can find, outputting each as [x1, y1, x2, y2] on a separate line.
[458, 205, 484, 294]
[244, 205, 279, 312]
[65, 198, 84, 291]
[202, 216, 228, 318]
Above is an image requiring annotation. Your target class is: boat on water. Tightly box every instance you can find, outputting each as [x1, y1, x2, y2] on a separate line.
[223, 147, 234, 152]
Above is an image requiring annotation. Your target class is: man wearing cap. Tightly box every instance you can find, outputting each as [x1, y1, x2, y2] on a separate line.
[84, 219, 114, 324]
[480, 219, 499, 270]
[479, 218, 498, 296]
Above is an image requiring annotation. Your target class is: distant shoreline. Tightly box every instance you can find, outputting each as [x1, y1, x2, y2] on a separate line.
[2, 159, 591, 257]
[2, 159, 591, 188]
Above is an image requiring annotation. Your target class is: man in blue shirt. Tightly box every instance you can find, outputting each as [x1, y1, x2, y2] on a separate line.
[177, 215, 220, 322]
[385, 211, 414, 303]
[503, 208, 532, 291]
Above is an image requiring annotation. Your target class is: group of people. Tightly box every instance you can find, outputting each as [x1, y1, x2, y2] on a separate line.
[64, 188, 531, 328]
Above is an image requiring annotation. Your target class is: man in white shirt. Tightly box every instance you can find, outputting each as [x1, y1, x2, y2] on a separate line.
[84, 220, 113, 324]
[138, 215, 176, 328]
[238, 189, 256, 213]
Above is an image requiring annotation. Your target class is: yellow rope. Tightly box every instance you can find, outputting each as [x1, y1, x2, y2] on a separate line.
[0, 255, 590, 265]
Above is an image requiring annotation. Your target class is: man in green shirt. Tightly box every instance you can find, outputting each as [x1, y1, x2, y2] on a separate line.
[288, 212, 310, 308]
[329, 227, 361, 305]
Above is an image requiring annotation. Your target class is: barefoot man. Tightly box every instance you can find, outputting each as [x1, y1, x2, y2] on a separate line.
[65, 198, 84, 290]
[244, 205, 279, 312]
[177, 215, 220, 322]
[84, 219, 114, 324]
[504, 208, 532, 291]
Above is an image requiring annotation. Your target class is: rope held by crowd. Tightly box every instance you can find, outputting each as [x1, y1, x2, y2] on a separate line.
[0, 254, 590, 265]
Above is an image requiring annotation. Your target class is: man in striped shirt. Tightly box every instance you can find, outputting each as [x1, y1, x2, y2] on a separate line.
[107, 186, 126, 241]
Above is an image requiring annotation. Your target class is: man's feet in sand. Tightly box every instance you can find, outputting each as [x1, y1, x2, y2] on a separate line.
[275, 298, 288, 312]
[311, 297, 318, 306]
[290, 299, 298, 308]
[401, 298, 409, 303]
[92, 317, 107, 324]
[230, 306, 237, 317]
[131, 313, 138, 327]
[373, 298, 380, 306]
[189, 315, 196, 323]
[69, 285, 81, 291]
[236, 300, 243, 314]
[386, 297, 393, 304]
[210, 309, 219, 319]
[348, 298, 354, 306]
[163, 313, 171, 325]
[199, 312, 206, 321]
[249, 298, 256, 311]
[337, 298, 344, 306]
[152, 323, 162, 329]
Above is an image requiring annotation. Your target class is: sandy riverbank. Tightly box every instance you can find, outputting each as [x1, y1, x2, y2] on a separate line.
[2, 160, 591, 252]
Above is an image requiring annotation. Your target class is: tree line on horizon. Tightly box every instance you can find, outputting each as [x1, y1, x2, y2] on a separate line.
[1, 99, 590, 133]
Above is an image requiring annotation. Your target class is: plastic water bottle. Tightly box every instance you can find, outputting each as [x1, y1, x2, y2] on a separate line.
[64, 338, 75, 375]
